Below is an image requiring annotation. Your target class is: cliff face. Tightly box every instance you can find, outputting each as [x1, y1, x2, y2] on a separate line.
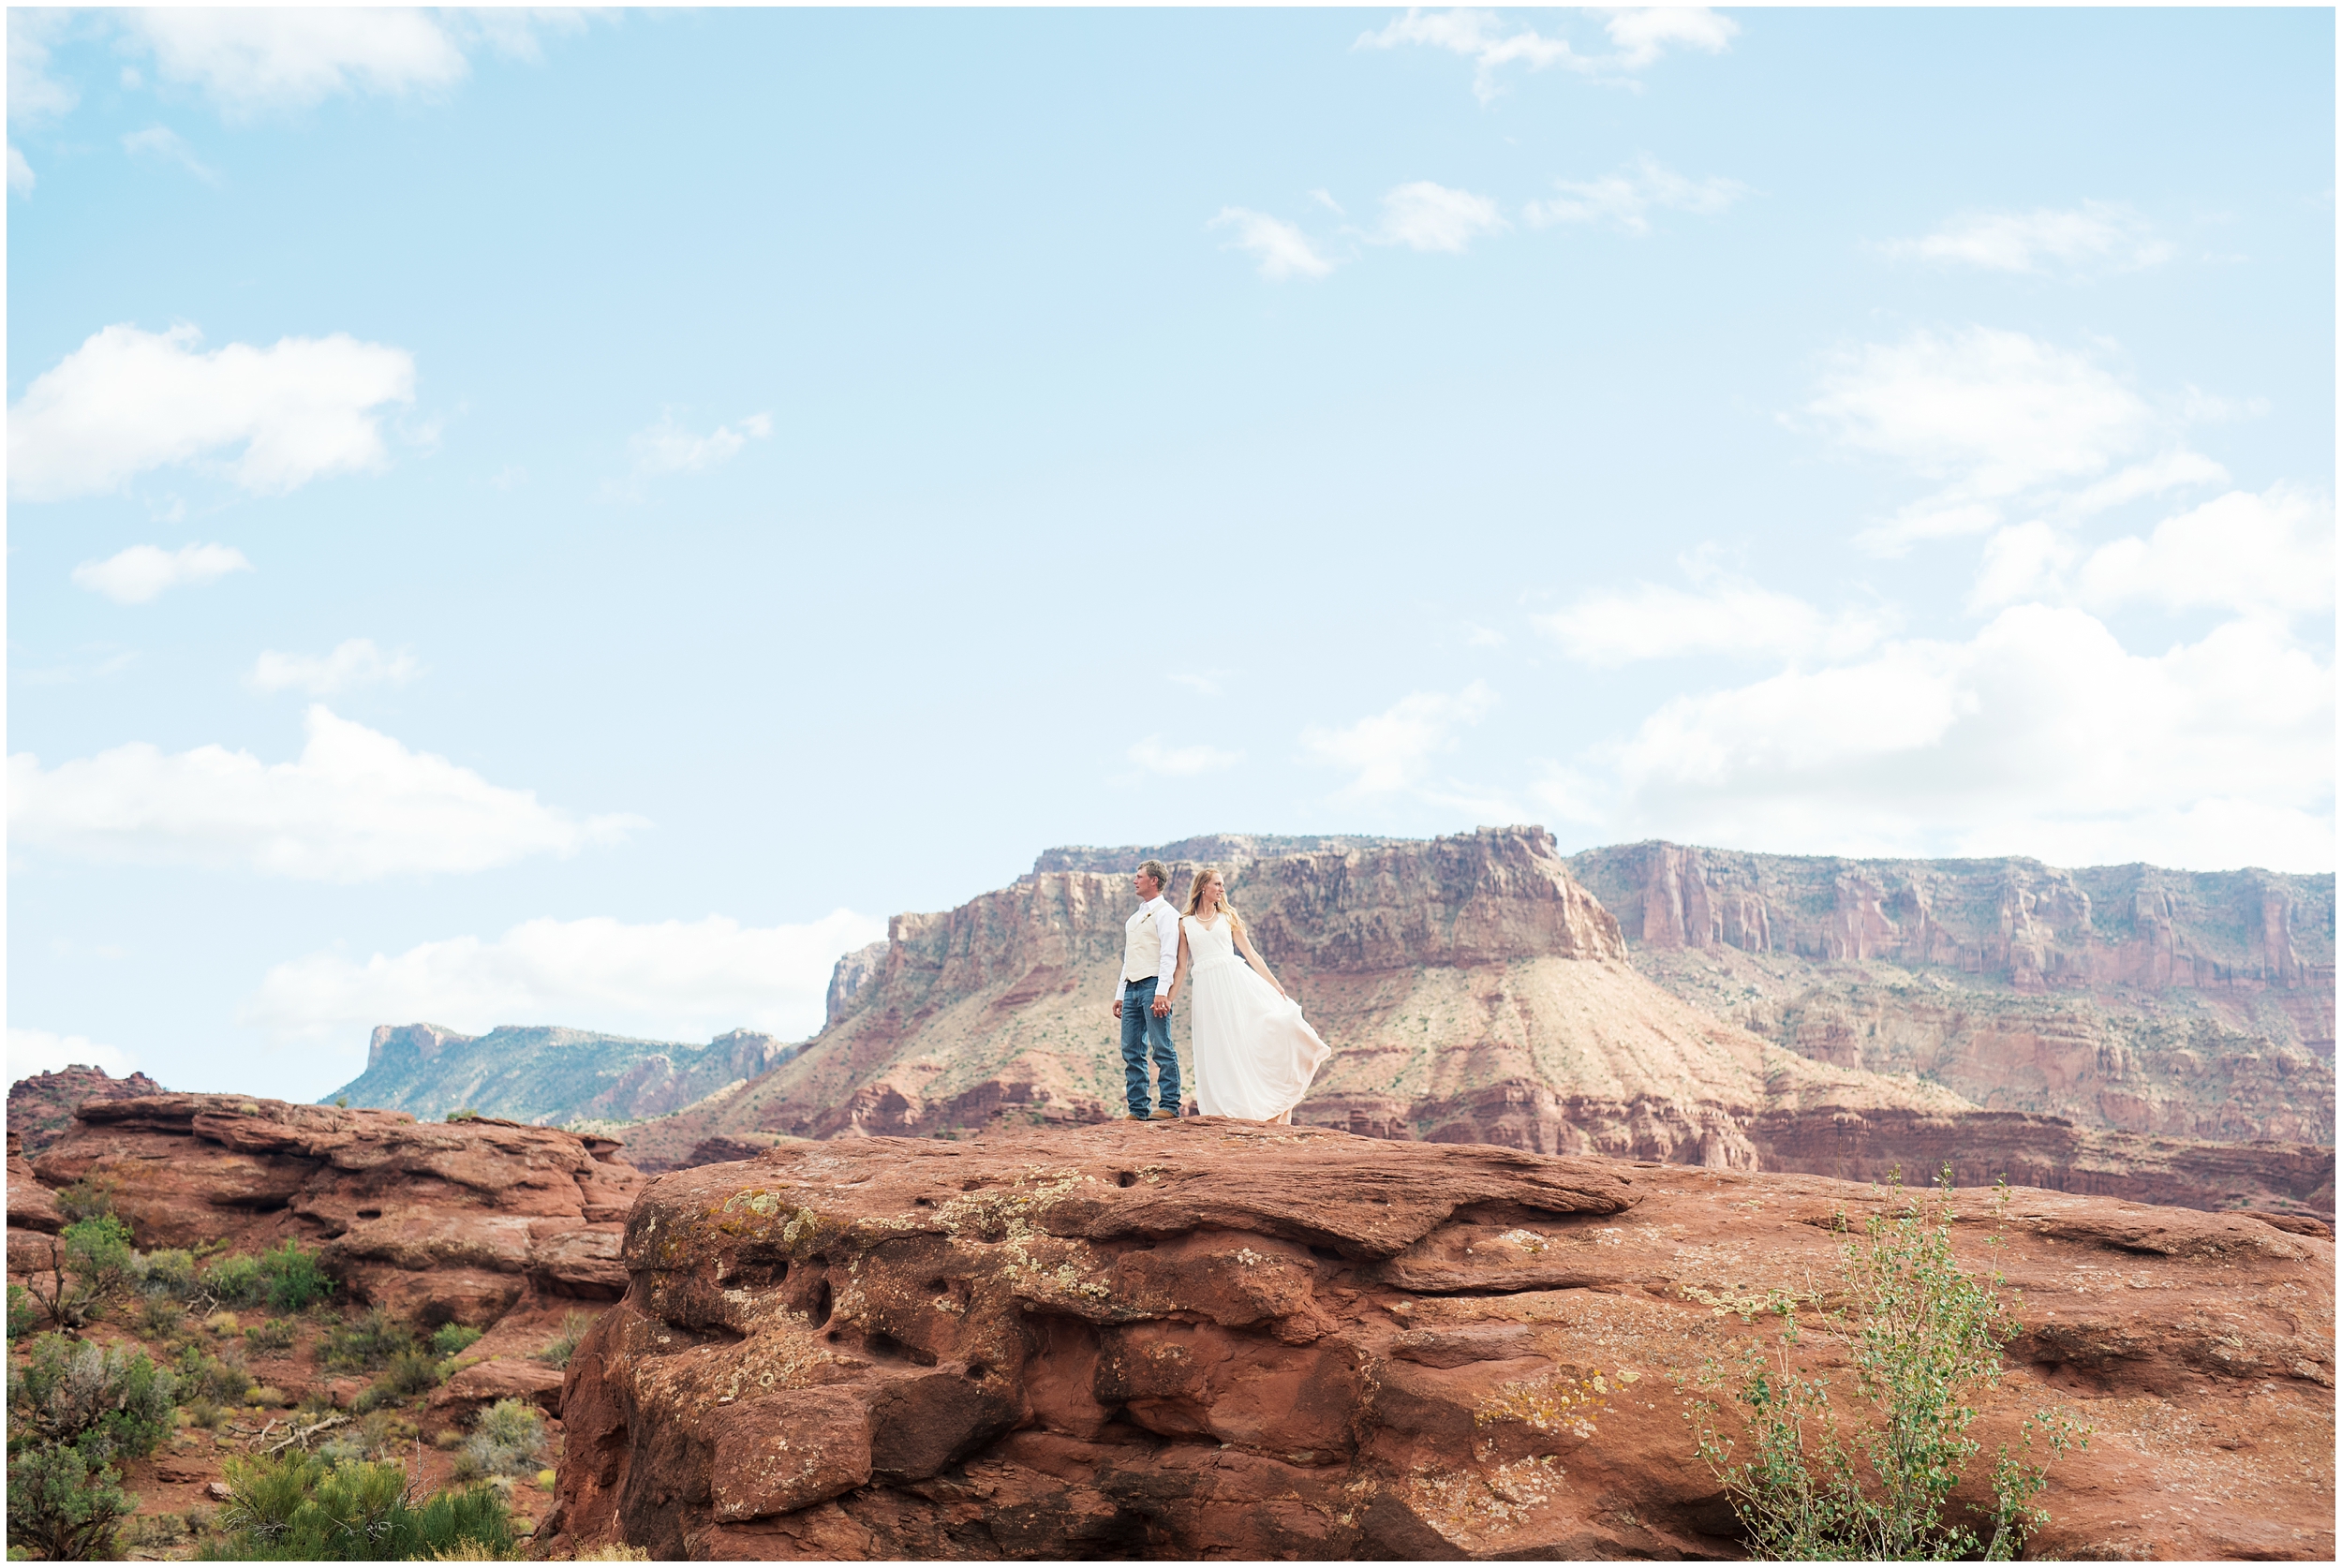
[541, 1123, 2335, 1562]
[620, 830, 1944, 1176]
[324, 1024, 797, 1128]
[1571, 842, 2336, 1146]
[7, 1063, 168, 1154]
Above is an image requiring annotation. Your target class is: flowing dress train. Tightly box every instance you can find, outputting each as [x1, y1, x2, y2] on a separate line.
[1184, 913, 1331, 1120]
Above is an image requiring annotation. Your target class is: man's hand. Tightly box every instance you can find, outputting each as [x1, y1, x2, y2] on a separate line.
[1150, 994, 1171, 1017]
[1110, 998, 1124, 1019]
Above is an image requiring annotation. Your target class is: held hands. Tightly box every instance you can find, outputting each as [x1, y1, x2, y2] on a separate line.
[1151, 994, 1172, 1017]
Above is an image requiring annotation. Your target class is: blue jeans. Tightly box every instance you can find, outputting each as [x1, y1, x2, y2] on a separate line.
[1119, 977, 1180, 1117]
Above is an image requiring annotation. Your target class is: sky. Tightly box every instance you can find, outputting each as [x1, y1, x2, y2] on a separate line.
[7, 6, 2334, 1102]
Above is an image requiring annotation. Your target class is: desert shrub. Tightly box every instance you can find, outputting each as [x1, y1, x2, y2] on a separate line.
[376, 1347, 447, 1399]
[8, 1282, 37, 1339]
[446, 1108, 482, 1123]
[184, 1398, 226, 1430]
[452, 1399, 545, 1481]
[138, 1292, 188, 1337]
[536, 1309, 598, 1369]
[322, 1308, 422, 1372]
[201, 1251, 266, 1307]
[431, 1323, 484, 1358]
[257, 1240, 335, 1312]
[200, 1451, 516, 1561]
[176, 1343, 254, 1406]
[246, 1317, 300, 1354]
[7, 1438, 137, 1561]
[141, 1247, 201, 1297]
[7, 1333, 179, 1461]
[52, 1178, 117, 1224]
[1684, 1170, 2084, 1561]
[571, 1548, 652, 1562]
[319, 1410, 419, 1467]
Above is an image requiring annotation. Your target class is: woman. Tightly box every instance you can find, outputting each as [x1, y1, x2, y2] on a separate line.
[1163, 866, 1331, 1124]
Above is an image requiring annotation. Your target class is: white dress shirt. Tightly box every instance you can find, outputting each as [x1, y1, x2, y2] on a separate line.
[1121, 895, 1181, 991]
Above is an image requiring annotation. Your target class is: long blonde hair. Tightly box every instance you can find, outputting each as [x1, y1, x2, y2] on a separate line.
[1182, 865, 1244, 937]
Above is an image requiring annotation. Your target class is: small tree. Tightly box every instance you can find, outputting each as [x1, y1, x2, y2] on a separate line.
[1685, 1170, 2083, 1561]
[7, 1437, 137, 1560]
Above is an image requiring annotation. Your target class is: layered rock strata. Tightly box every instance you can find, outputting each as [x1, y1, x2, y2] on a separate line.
[541, 1121, 2335, 1562]
[325, 1024, 799, 1128]
[25, 1094, 645, 1324]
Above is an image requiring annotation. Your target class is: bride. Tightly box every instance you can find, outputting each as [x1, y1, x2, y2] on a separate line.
[1164, 867, 1331, 1124]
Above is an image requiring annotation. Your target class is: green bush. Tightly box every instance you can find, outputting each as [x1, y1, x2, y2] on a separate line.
[201, 1251, 266, 1307]
[431, 1323, 484, 1359]
[176, 1343, 254, 1407]
[375, 1348, 445, 1399]
[52, 1179, 117, 1225]
[1685, 1170, 2084, 1561]
[321, 1309, 421, 1373]
[199, 1452, 516, 1561]
[7, 1334, 179, 1462]
[141, 1247, 201, 1299]
[7, 1438, 137, 1561]
[257, 1240, 335, 1312]
[536, 1309, 598, 1369]
[7, 1283, 37, 1339]
[452, 1398, 545, 1482]
[137, 1293, 187, 1338]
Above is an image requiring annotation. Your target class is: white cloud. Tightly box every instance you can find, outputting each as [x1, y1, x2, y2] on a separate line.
[1209, 207, 1337, 280]
[1966, 522, 2076, 613]
[1877, 201, 2172, 276]
[1128, 735, 1242, 777]
[122, 124, 219, 183]
[1808, 328, 2157, 555]
[2180, 385, 2272, 424]
[9, 323, 416, 501]
[1525, 155, 1744, 235]
[1357, 7, 1736, 102]
[70, 541, 253, 604]
[1539, 580, 1890, 666]
[7, 143, 32, 195]
[249, 638, 422, 696]
[1376, 181, 1507, 253]
[2067, 450, 2229, 516]
[1302, 681, 1496, 794]
[7, 10, 78, 126]
[8, 705, 643, 882]
[241, 909, 889, 1050]
[7, 1028, 139, 1080]
[124, 8, 470, 116]
[1602, 606, 2332, 872]
[629, 410, 773, 477]
[2080, 486, 2334, 619]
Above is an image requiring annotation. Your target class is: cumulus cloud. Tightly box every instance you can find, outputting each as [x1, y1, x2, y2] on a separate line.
[628, 411, 773, 477]
[1877, 200, 2172, 276]
[1128, 735, 1242, 777]
[1209, 207, 1337, 280]
[1602, 606, 2332, 872]
[7, 1028, 138, 1080]
[241, 909, 889, 1050]
[1376, 181, 1507, 253]
[1525, 155, 1744, 235]
[1538, 580, 1890, 666]
[122, 124, 219, 183]
[8, 705, 643, 882]
[1358, 7, 1737, 101]
[7, 11, 78, 126]
[249, 638, 422, 696]
[70, 541, 252, 604]
[1302, 681, 1496, 794]
[8, 323, 416, 501]
[2079, 486, 2334, 618]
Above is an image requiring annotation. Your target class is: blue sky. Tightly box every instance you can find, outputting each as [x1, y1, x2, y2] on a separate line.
[7, 7, 2334, 1100]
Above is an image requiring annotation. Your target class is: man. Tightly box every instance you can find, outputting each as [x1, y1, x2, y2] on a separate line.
[1111, 860, 1182, 1121]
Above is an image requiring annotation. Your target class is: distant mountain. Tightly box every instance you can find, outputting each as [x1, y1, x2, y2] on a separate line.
[321, 1023, 798, 1127]
[8, 1064, 168, 1155]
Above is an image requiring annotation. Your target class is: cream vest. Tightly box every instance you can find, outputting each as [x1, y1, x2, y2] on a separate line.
[1123, 901, 1168, 984]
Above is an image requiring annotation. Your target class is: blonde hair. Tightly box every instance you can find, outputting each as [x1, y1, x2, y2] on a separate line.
[1181, 865, 1244, 937]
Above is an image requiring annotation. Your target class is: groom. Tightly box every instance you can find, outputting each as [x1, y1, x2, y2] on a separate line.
[1110, 860, 1183, 1121]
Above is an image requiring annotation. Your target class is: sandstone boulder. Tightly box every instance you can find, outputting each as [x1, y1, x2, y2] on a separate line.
[543, 1120, 2334, 1561]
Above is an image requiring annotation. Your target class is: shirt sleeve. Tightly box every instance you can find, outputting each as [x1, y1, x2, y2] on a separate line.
[1154, 903, 1180, 985]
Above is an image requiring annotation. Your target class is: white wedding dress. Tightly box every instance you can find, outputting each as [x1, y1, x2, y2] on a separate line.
[1183, 913, 1331, 1120]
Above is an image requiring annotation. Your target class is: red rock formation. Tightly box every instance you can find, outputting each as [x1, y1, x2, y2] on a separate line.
[541, 1121, 2335, 1561]
[28, 1095, 645, 1324]
[7, 1131, 65, 1234]
[7, 1062, 168, 1154]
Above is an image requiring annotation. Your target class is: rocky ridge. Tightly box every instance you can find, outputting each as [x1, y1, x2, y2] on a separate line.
[615, 829, 2330, 1215]
[541, 1121, 2335, 1561]
[8, 1062, 168, 1154]
[1569, 842, 2335, 1146]
[323, 1023, 799, 1129]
